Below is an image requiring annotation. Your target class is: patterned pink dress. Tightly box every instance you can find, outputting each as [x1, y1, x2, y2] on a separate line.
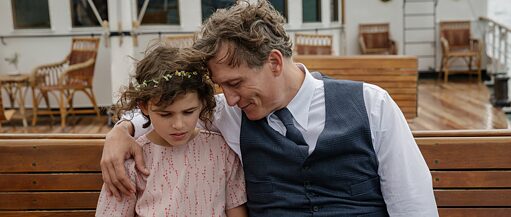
[96, 130, 246, 217]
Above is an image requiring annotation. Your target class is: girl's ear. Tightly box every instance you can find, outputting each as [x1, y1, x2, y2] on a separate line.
[139, 102, 149, 116]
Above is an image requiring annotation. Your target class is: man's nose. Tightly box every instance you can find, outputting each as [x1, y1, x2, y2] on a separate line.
[223, 88, 240, 107]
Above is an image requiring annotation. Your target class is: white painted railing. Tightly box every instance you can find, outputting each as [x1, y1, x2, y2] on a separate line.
[480, 16, 511, 76]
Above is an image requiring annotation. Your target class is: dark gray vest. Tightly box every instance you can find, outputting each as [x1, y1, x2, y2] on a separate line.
[240, 78, 388, 217]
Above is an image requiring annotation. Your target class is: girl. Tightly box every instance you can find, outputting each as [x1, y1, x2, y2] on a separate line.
[96, 45, 247, 217]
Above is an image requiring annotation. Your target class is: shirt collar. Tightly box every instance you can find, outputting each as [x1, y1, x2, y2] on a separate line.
[284, 63, 322, 129]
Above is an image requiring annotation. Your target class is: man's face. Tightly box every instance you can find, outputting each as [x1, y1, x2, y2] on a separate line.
[208, 45, 282, 120]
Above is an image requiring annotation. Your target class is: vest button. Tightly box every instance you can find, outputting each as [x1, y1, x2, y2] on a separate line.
[312, 205, 319, 212]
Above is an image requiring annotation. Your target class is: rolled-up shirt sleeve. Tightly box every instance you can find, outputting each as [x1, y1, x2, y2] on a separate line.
[117, 109, 152, 139]
[364, 83, 438, 217]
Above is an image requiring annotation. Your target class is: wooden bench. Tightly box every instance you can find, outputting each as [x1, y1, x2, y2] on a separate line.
[414, 130, 511, 217]
[0, 135, 104, 217]
[294, 55, 418, 120]
[1, 130, 510, 216]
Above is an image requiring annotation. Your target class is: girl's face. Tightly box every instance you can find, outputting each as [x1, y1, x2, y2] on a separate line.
[141, 92, 203, 147]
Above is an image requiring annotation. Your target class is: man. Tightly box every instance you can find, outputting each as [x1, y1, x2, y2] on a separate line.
[101, 1, 438, 216]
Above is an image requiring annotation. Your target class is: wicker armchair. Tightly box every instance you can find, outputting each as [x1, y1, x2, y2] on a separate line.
[31, 38, 100, 127]
[294, 33, 333, 55]
[0, 94, 15, 127]
[358, 23, 397, 55]
[439, 21, 482, 83]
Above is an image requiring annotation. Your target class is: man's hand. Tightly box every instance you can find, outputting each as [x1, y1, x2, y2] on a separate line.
[100, 121, 149, 200]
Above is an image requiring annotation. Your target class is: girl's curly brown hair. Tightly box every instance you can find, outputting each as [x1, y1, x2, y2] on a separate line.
[116, 43, 215, 129]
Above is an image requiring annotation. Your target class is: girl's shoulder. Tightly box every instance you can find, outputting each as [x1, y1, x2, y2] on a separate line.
[195, 129, 227, 145]
[135, 132, 155, 147]
[197, 129, 224, 141]
[198, 129, 222, 137]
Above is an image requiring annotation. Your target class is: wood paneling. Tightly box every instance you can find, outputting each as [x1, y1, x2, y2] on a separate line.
[295, 55, 418, 120]
[0, 138, 103, 215]
[416, 133, 511, 215]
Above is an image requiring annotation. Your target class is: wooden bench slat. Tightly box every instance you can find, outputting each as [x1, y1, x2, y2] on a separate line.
[418, 137, 511, 169]
[324, 75, 417, 82]
[413, 130, 511, 137]
[0, 174, 103, 191]
[434, 190, 511, 207]
[0, 140, 103, 172]
[0, 134, 105, 140]
[0, 210, 95, 217]
[295, 55, 418, 69]
[0, 192, 100, 210]
[319, 69, 418, 75]
[438, 208, 511, 217]
[432, 171, 511, 188]
[373, 82, 417, 88]
[390, 101, 417, 107]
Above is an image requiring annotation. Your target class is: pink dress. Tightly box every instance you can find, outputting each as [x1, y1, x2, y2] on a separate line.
[96, 130, 246, 217]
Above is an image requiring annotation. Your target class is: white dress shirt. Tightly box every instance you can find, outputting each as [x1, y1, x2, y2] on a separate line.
[128, 64, 438, 216]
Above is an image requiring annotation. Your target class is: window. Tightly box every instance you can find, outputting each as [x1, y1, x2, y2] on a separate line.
[138, 0, 180, 25]
[11, 0, 51, 29]
[331, 0, 339, 22]
[302, 0, 321, 23]
[269, 0, 288, 21]
[70, 0, 109, 27]
[201, 0, 236, 21]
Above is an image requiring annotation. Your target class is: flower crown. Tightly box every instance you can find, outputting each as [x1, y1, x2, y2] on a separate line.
[133, 70, 208, 90]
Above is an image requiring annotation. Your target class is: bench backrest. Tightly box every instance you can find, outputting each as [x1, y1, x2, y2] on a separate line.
[0, 138, 104, 217]
[294, 55, 418, 120]
[414, 130, 511, 217]
[2, 130, 511, 216]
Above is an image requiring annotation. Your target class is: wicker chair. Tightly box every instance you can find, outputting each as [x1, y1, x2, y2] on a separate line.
[31, 38, 100, 127]
[294, 33, 333, 55]
[439, 21, 482, 83]
[0, 94, 15, 127]
[358, 23, 397, 55]
[165, 34, 195, 48]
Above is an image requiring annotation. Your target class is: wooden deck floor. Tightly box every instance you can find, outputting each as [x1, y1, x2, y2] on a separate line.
[1, 79, 509, 134]
[409, 79, 509, 130]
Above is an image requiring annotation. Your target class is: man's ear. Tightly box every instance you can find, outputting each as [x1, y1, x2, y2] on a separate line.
[268, 49, 283, 76]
